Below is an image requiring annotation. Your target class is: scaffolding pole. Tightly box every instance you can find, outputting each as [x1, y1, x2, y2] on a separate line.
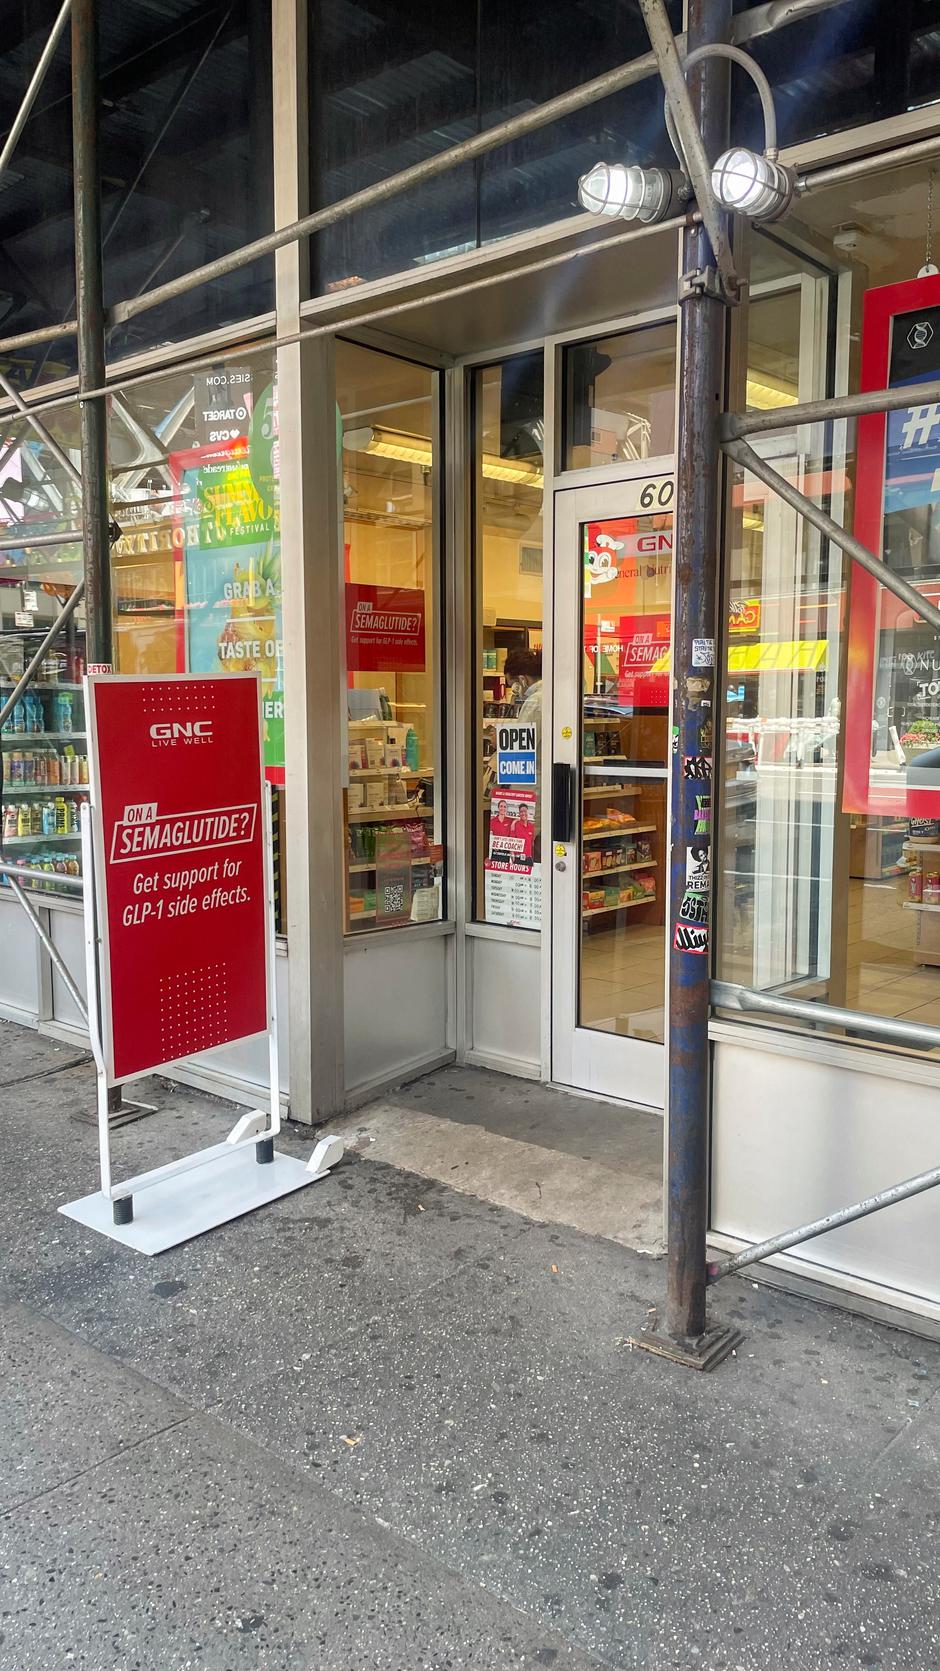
[71, 0, 111, 674]
[0, 0, 71, 188]
[707, 1163, 940, 1284]
[633, 0, 738, 1371]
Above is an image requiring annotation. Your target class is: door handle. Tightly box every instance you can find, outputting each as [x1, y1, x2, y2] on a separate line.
[552, 762, 576, 843]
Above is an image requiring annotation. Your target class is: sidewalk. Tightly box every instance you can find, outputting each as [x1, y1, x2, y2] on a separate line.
[1, 1022, 939, 1671]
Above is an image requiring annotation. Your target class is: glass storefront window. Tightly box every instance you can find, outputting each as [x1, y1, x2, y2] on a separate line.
[471, 354, 544, 927]
[564, 323, 677, 472]
[717, 167, 940, 1060]
[338, 342, 442, 933]
[0, 418, 85, 895]
[0, 355, 287, 925]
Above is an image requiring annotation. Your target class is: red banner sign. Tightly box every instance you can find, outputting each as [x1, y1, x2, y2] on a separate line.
[845, 273, 940, 815]
[86, 673, 268, 1083]
[345, 582, 426, 672]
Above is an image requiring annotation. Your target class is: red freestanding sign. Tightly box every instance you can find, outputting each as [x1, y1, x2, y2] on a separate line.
[86, 673, 269, 1083]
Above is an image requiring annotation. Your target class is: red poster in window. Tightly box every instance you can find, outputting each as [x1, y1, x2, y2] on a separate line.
[845, 273, 940, 816]
[583, 612, 671, 709]
[86, 673, 268, 1084]
[346, 583, 426, 672]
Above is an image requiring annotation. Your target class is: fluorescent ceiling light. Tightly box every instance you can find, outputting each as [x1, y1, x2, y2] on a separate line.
[344, 427, 543, 486]
[745, 376, 799, 410]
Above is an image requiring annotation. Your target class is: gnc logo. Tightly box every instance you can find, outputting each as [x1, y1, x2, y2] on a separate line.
[149, 720, 213, 746]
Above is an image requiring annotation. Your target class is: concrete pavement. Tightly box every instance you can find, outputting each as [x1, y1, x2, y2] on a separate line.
[1, 1021, 939, 1670]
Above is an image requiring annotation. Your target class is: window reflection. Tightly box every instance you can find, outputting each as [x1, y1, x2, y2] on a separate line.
[564, 324, 677, 472]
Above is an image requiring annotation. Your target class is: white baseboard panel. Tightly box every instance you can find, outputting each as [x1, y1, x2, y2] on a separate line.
[39, 1018, 90, 1049]
[463, 1047, 541, 1081]
[0, 1001, 41, 1030]
[160, 1058, 288, 1116]
[344, 1047, 456, 1112]
[706, 1230, 940, 1327]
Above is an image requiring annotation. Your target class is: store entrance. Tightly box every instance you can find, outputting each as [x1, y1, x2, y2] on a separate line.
[551, 465, 674, 1107]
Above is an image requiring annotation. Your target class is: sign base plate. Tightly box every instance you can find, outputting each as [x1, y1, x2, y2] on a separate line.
[60, 1145, 328, 1256]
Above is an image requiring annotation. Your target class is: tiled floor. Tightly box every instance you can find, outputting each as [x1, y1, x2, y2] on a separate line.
[577, 876, 940, 1044]
[844, 876, 940, 1030]
[580, 918, 665, 1042]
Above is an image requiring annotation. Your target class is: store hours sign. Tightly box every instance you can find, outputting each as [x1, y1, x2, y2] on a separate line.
[85, 674, 268, 1083]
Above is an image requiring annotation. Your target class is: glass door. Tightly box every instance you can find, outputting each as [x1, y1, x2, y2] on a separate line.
[551, 468, 674, 1106]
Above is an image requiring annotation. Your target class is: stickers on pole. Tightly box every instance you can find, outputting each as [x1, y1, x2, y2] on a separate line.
[691, 637, 715, 668]
[674, 842, 710, 954]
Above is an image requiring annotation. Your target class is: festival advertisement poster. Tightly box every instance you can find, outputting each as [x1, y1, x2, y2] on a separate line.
[484, 786, 541, 930]
[171, 419, 284, 782]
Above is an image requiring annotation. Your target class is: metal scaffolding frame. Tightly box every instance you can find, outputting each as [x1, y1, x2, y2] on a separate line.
[0, 0, 853, 366]
[3, 0, 939, 1330]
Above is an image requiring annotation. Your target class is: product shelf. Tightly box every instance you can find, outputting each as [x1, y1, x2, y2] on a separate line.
[582, 823, 657, 841]
[348, 857, 434, 874]
[349, 766, 435, 781]
[0, 681, 84, 692]
[1, 732, 86, 742]
[1, 783, 87, 794]
[2, 833, 81, 844]
[582, 785, 640, 799]
[347, 806, 433, 822]
[582, 895, 656, 919]
[582, 860, 655, 879]
[904, 900, 940, 914]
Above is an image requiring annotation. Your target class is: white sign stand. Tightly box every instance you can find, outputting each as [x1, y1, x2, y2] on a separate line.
[61, 785, 344, 1255]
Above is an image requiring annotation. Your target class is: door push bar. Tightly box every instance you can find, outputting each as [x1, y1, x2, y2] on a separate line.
[551, 762, 576, 843]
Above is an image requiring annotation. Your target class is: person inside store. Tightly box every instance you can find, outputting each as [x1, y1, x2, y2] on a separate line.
[504, 646, 542, 723]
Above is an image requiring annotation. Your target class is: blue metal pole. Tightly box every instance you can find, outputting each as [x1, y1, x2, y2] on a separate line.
[665, 0, 732, 1342]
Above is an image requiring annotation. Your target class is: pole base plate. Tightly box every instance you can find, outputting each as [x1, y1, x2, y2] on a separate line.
[628, 1314, 743, 1372]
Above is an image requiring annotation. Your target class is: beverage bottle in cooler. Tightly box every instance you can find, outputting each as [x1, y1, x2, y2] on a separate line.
[12, 700, 25, 733]
[53, 692, 72, 734]
[29, 802, 42, 836]
[3, 803, 17, 842]
[55, 795, 69, 834]
[17, 803, 30, 837]
[42, 800, 57, 836]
